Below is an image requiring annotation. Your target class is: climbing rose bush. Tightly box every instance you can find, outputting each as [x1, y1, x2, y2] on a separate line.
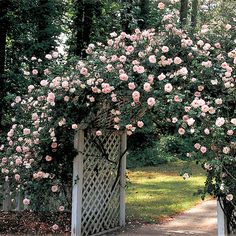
[0, 0, 235, 230]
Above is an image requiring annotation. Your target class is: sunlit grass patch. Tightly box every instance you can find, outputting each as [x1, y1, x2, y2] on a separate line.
[126, 161, 210, 223]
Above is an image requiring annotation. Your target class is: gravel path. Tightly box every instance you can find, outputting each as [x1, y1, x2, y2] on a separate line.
[110, 200, 217, 236]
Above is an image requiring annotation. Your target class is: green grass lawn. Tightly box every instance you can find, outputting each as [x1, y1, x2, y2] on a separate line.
[126, 161, 210, 223]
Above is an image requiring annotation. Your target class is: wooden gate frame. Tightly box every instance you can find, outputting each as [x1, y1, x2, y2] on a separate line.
[71, 129, 127, 236]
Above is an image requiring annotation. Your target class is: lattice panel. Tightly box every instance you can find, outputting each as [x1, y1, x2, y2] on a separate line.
[81, 131, 121, 236]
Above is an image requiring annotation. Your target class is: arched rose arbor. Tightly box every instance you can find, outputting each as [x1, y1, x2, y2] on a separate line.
[0, 4, 235, 235]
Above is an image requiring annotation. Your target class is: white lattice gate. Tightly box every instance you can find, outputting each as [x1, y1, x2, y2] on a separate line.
[71, 129, 127, 236]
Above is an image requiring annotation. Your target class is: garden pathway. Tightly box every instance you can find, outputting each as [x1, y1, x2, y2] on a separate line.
[111, 200, 217, 236]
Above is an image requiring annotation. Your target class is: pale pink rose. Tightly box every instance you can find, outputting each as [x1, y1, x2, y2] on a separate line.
[106, 64, 113, 72]
[215, 117, 225, 127]
[147, 97, 156, 107]
[143, 82, 151, 92]
[52, 224, 59, 231]
[178, 128, 185, 135]
[114, 117, 120, 123]
[128, 82, 136, 90]
[23, 198, 30, 205]
[96, 130, 102, 136]
[158, 2, 165, 9]
[62, 81, 69, 88]
[47, 92, 55, 103]
[15, 174, 20, 181]
[32, 69, 38, 75]
[174, 57, 182, 65]
[44, 68, 50, 75]
[225, 24, 232, 31]
[45, 54, 52, 60]
[162, 46, 169, 53]
[23, 128, 31, 135]
[158, 73, 166, 81]
[227, 130, 234, 136]
[16, 146, 22, 153]
[52, 51, 59, 58]
[111, 55, 118, 61]
[223, 147, 230, 154]
[72, 124, 78, 130]
[126, 45, 134, 53]
[215, 98, 222, 105]
[51, 142, 57, 149]
[214, 43, 221, 48]
[201, 105, 209, 113]
[119, 73, 128, 81]
[203, 43, 211, 51]
[80, 67, 88, 76]
[2, 157, 7, 163]
[164, 83, 173, 92]
[119, 55, 127, 63]
[178, 67, 188, 76]
[64, 96, 70, 102]
[45, 155, 52, 161]
[187, 118, 195, 126]
[185, 106, 191, 112]
[15, 158, 22, 165]
[201, 61, 212, 68]
[137, 121, 144, 128]
[230, 118, 236, 125]
[148, 74, 154, 84]
[15, 96, 21, 103]
[172, 117, 178, 123]
[204, 128, 210, 135]
[59, 206, 65, 212]
[174, 95, 182, 102]
[136, 66, 145, 74]
[132, 91, 140, 103]
[51, 185, 59, 192]
[183, 115, 189, 122]
[200, 146, 207, 154]
[149, 55, 156, 63]
[209, 107, 216, 114]
[107, 39, 113, 46]
[194, 143, 201, 150]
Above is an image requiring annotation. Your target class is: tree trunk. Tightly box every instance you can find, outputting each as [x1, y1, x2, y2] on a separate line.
[138, 0, 150, 30]
[180, 0, 189, 27]
[191, 0, 198, 30]
[0, 0, 9, 129]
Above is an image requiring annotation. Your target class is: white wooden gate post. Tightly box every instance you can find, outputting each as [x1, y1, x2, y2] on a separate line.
[217, 199, 227, 236]
[119, 132, 127, 226]
[71, 130, 84, 236]
[3, 180, 10, 211]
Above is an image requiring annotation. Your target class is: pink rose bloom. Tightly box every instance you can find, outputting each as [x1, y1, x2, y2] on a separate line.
[178, 67, 188, 76]
[187, 118, 195, 126]
[15, 174, 20, 181]
[119, 73, 128, 81]
[16, 146, 22, 153]
[194, 143, 201, 150]
[185, 106, 191, 112]
[45, 54, 52, 60]
[128, 82, 136, 90]
[114, 117, 120, 123]
[178, 128, 185, 135]
[200, 146, 207, 154]
[201, 105, 209, 113]
[162, 46, 169, 53]
[137, 121, 144, 128]
[158, 73, 166, 81]
[126, 45, 134, 53]
[51, 185, 59, 192]
[111, 55, 118, 61]
[149, 55, 156, 64]
[201, 61, 212, 68]
[147, 97, 156, 107]
[47, 92, 55, 103]
[174, 95, 182, 102]
[174, 57, 182, 65]
[62, 81, 69, 88]
[164, 83, 173, 92]
[52, 224, 59, 231]
[59, 206, 65, 212]
[23, 128, 30, 135]
[80, 67, 88, 76]
[223, 147, 230, 154]
[158, 2, 165, 9]
[107, 39, 113, 46]
[132, 91, 140, 103]
[215, 98, 222, 105]
[32, 69, 38, 75]
[106, 64, 113, 72]
[51, 142, 58, 149]
[227, 130, 234, 136]
[215, 117, 225, 127]
[119, 55, 127, 63]
[96, 130, 102, 136]
[45, 155, 52, 161]
[23, 198, 30, 205]
[231, 118, 236, 125]
[15, 158, 22, 165]
[101, 83, 112, 94]
[40, 80, 48, 87]
[72, 124, 78, 130]
[148, 74, 154, 84]
[172, 117, 178, 123]
[136, 66, 145, 74]
[143, 82, 151, 92]
[204, 128, 210, 135]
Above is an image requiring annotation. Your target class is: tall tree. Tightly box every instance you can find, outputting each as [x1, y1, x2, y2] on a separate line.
[0, 0, 10, 129]
[191, 0, 198, 30]
[180, 0, 188, 26]
[138, 0, 150, 30]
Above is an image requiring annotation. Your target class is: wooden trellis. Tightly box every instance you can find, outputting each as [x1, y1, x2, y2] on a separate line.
[71, 129, 127, 236]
